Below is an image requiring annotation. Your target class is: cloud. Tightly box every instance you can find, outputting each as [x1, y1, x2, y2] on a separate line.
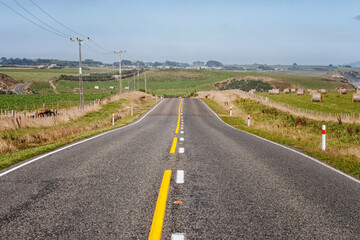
[355, 15, 360, 21]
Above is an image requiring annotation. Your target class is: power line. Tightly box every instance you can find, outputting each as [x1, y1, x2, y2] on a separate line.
[89, 39, 113, 54]
[12, 0, 72, 38]
[29, 0, 87, 38]
[29, 0, 113, 55]
[82, 45, 112, 55]
[0, 0, 67, 38]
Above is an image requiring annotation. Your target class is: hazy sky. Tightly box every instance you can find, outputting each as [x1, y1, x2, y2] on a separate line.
[1, 0, 360, 65]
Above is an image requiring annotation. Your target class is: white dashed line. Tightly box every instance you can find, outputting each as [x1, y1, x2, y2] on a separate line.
[180, 131, 184, 134]
[176, 170, 184, 184]
[180, 138, 184, 141]
[171, 233, 185, 240]
[179, 147, 184, 153]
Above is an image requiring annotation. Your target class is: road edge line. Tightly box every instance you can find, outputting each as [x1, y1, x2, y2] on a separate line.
[0, 99, 165, 178]
[200, 99, 360, 184]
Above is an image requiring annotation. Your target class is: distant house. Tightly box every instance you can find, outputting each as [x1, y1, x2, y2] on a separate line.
[109, 86, 115, 90]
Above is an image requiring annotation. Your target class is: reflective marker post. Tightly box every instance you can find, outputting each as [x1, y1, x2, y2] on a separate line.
[112, 113, 115, 126]
[248, 115, 251, 127]
[322, 125, 326, 151]
[230, 107, 232, 116]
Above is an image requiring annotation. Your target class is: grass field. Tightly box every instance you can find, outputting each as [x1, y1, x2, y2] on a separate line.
[0, 93, 110, 110]
[0, 68, 351, 110]
[0, 68, 92, 82]
[257, 91, 360, 114]
[203, 97, 360, 179]
[138, 69, 347, 96]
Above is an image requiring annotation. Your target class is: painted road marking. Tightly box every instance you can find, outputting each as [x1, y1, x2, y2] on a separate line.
[175, 98, 183, 134]
[171, 233, 185, 240]
[0, 100, 165, 178]
[179, 147, 184, 153]
[201, 99, 360, 185]
[180, 137, 184, 141]
[180, 131, 184, 134]
[149, 170, 172, 240]
[181, 126, 183, 130]
[176, 170, 184, 183]
[170, 137, 178, 153]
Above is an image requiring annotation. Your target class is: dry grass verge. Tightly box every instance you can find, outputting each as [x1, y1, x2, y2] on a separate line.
[198, 91, 360, 179]
[0, 92, 158, 169]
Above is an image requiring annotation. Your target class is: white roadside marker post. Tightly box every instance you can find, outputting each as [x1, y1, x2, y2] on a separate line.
[230, 107, 232, 116]
[112, 113, 115, 126]
[248, 115, 251, 127]
[131, 106, 133, 116]
[322, 125, 326, 151]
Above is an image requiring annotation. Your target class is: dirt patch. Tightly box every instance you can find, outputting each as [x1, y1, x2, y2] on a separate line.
[49, 78, 58, 94]
[0, 73, 19, 93]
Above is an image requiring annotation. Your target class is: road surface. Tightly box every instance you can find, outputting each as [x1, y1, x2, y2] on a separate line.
[0, 98, 359, 239]
[11, 83, 30, 94]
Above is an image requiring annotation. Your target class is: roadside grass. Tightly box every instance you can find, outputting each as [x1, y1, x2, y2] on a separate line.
[0, 97, 158, 170]
[257, 91, 360, 114]
[203, 98, 360, 179]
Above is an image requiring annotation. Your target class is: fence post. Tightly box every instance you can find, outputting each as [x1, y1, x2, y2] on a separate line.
[322, 125, 326, 151]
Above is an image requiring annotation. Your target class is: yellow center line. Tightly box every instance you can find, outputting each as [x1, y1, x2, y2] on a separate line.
[148, 170, 172, 240]
[170, 137, 178, 153]
[175, 98, 183, 133]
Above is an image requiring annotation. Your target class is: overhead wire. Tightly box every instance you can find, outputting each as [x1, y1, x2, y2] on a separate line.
[3, 0, 134, 61]
[0, 0, 68, 38]
[12, 0, 72, 38]
[29, 0, 87, 38]
[29, 0, 113, 55]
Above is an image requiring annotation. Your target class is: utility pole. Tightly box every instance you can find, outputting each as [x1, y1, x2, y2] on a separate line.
[70, 37, 89, 109]
[114, 50, 126, 93]
[137, 61, 140, 91]
[144, 71, 147, 93]
[133, 72, 136, 91]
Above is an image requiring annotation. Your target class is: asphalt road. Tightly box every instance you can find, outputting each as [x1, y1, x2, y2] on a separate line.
[11, 83, 30, 94]
[0, 98, 359, 239]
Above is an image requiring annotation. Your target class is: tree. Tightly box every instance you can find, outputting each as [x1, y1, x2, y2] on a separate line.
[206, 60, 224, 68]
[293, 62, 297, 66]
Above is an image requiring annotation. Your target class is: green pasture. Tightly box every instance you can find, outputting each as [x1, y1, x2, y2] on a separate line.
[257, 91, 360, 114]
[0, 93, 109, 111]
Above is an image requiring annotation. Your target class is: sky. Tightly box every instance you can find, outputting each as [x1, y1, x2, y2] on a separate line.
[1, 0, 360, 65]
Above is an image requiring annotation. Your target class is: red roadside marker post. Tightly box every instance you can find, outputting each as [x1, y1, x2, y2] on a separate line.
[322, 125, 326, 151]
